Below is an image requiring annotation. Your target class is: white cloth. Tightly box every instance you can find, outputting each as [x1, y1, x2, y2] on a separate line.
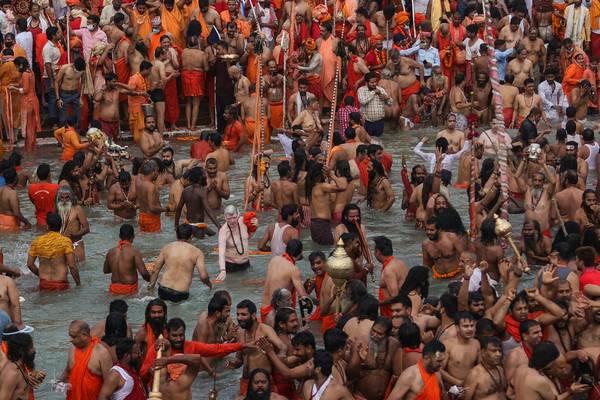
[15, 31, 33, 67]
[413, 140, 472, 173]
[109, 366, 134, 400]
[100, 5, 129, 27]
[538, 80, 567, 123]
[0, 11, 13, 36]
[463, 38, 484, 61]
[271, 223, 290, 256]
[565, 4, 589, 47]
[277, 133, 294, 159]
[585, 142, 599, 170]
[311, 375, 333, 400]
[255, 3, 277, 42]
[467, 267, 499, 292]
[42, 41, 61, 78]
[27, 16, 49, 33]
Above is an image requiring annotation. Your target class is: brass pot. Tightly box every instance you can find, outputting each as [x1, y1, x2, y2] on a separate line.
[327, 239, 354, 288]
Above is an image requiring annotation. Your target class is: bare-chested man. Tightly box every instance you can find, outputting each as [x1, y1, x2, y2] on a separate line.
[569, 79, 593, 121]
[286, 79, 316, 126]
[449, 73, 472, 131]
[94, 73, 139, 141]
[147, 47, 173, 134]
[205, 158, 230, 210]
[230, 65, 251, 104]
[139, 115, 165, 159]
[206, 132, 235, 172]
[103, 223, 149, 296]
[260, 240, 308, 321]
[498, 17, 524, 49]
[0, 330, 42, 400]
[136, 161, 166, 233]
[228, 299, 287, 396]
[308, 163, 347, 245]
[0, 168, 31, 230]
[472, 72, 492, 123]
[27, 212, 80, 291]
[56, 185, 89, 262]
[54, 58, 86, 126]
[264, 59, 285, 133]
[441, 312, 480, 389]
[387, 340, 446, 400]
[506, 47, 533, 89]
[512, 79, 545, 128]
[195, 0, 222, 32]
[555, 170, 584, 223]
[224, 22, 245, 56]
[107, 171, 137, 220]
[149, 224, 211, 302]
[375, 236, 408, 317]
[422, 218, 466, 280]
[522, 28, 547, 83]
[60, 320, 113, 398]
[498, 75, 519, 129]
[181, 36, 208, 131]
[436, 114, 465, 154]
[522, 158, 556, 234]
[378, 68, 402, 127]
[174, 166, 220, 238]
[463, 336, 507, 400]
[271, 161, 299, 210]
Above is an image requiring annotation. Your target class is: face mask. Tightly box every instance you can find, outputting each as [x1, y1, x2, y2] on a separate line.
[87, 24, 96, 31]
[122, 23, 129, 30]
[152, 27, 160, 33]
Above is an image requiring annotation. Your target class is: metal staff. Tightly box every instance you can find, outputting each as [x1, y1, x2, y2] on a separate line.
[148, 334, 164, 399]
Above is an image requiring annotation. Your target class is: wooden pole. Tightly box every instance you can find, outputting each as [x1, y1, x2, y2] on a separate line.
[148, 334, 164, 400]
[325, 27, 344, 164]
[353, 221, 375, 283]
[410, 0, 416, 38]
[282, 32, 289, 129]
[66, 8, 71, 64]
[468, 133, 477, 241]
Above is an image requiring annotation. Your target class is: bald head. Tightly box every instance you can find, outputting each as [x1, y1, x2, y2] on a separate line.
[70, 320, 91, 334]
[228, 65, 241, 79]
[69, 320, 92, 349]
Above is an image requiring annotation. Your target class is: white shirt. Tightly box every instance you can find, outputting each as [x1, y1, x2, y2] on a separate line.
[463, 38, 484, 61]
[538, 80, 567, 122]
[99, 5, 129, 27]
[398, 40, 440, 77]
[42, 40, 61, 79]
[413, 140, 472, 172]
[0, 11, 13, 36]
[15, 31, 33, 67]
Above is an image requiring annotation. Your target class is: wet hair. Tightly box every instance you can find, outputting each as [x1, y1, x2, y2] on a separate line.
[119, 224, 134, 241]
[102, 312, 128, 346]
[291, 331, 316, 349]
[292, 149, 307, 182]
[347, 279, 368, 304]
[166, 318, 186, 333]
[555, 128, 567, 141]
[246, 368, 272, 397]
[323, 328, 348, 353]
[336, 160, 352, 181]
[480, 335, 502, 350]
[455, 311, 475, 325]
[480, 218, 497, 245]
[115, 338, 136, 361]
[277, 160, 291, 178]
[237, 299, 257, 315]
[435, 207, 466, 236]
[440, 293, 458, 319]
[309, 251, 326, 264]
[373, 316, 392, 334]
[285, 239, 303, 258]
[374, 236, 393, 256]
[109, 299, 128, 315]
[5, 331, 34, 367]
[313, 349, 333, 375]
[140, 60, 152, 71]
[275, 308, 296, 334]
[476, 318, 496, 337]
[281, 204, 299, 221]
[208, 295, 229, 316]
[341, 203, 362, 234]
[188, 166, 207, 186]
[144, 298, 167, 324]
[176, 224, 193, 240]
[357, 295, 379, 321]
[529, 341, 559, 370]
[399, 266, 429, 299]
[34, 163, 49, 181]
[398, 320, 421, 349]
[582, 228, 600, 254]
[423, 340, 445, 357]
[46, 212, 62, 232]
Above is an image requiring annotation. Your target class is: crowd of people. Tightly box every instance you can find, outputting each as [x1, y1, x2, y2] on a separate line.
[0, 0, 600, 398]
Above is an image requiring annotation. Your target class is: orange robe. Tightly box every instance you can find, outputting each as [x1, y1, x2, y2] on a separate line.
[0, 60, 21, 133]
[247, 51, 258, 85]
[220, 10, 252, 38]
[132, 10, 152, 42]
[181, 70, 205, 96]
[309, 273, 337, 333]
[115, 37, 132, 102]
[414, 359, 442, 400]
[127, 73, 149, 143]
[19, 71, 40, 152]
[378, 256, 394, 317]
[59, 127, 88, 160]
[563, 63, 585, 100]
[319, 36, 337, 102]
[67, 337, 104, 400]
[160, 4, 185, 49]
[149, 30, 168, 61]
[109, 281, 139, 295]
[139, 212, 161, 232]
[140, 324, 164, 381]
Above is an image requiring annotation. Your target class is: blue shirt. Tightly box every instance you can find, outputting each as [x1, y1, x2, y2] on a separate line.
[495, 47, 514, 82]
[398, 40, 440, 77]
[0, 176, 5, 187]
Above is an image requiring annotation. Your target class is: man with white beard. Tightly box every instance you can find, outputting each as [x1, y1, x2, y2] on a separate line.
[56, 186, 90, 263]
[523, 161, 556, 236]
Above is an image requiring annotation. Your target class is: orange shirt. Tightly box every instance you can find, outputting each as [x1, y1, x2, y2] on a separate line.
[61, 127, 87, 160]
[563, 63, 584, 99]
[127, 73, 148, 114]
[223, 120, 244, 151]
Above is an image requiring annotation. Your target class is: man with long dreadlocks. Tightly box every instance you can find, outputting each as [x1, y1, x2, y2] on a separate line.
[0, 327, 45, 399]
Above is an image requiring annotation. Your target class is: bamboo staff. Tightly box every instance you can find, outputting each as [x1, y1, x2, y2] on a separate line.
[281, 32, 289, 129]
[325, 27, 345, 164]
[410, 0, 416, 38]
[66, 8, 71, 64]
[148, 334, 164, 400]
[289, 0, 296, 55]
[244, 48, 264, 211]
[481, 0, 510, 220]
[551, 197, 568, 236]
[468, 144, 477, 241]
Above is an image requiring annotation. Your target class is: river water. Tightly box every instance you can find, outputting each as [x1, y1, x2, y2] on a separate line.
[5, 125, 536, 398]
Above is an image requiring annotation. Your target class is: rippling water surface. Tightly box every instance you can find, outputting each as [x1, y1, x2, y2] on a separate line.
[5, 124, 541, 397]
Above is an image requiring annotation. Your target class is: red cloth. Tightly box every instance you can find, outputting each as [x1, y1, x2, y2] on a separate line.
[381, 152, 392, 174]
[67, 337, 103, 400]
[140, 324, 165, 381]
[503, 107, 513, 127]
[358, 158, 369, 187]
[100, 119, 119, 141]
[190, 139, 212, 160]
[243, 211, 258, 233]
[115, 363, 146, 400]
[401, 80, 421, 108]
[109, 282, 139, 295]
[260, 304, 273, 322]
[28, 182, 59, 226]
[580, 267, 600, 291]
[272, 372, 295, 398]
[39, 279, 69, 291]
[379, 256, 394, 317]
[593, 32, 600, 61]
[181, 70, 205, 97]
[139, 212, 161, 233]
[164, 78, 179, 125]
[504, 311, 546, 342]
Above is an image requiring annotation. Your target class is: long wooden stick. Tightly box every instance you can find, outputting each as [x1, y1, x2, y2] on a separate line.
[353, 221, 374, 282]
[551, 197, 568, 236]
[325, 28, 344, 164]
[66, 8, 71, 64]
[282, 32, 289, 129]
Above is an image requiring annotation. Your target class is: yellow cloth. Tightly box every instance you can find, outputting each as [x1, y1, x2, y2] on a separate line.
[431, 0, 451, 31]
[28, 231, 73, 259]
[160, 4, 185, 49]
